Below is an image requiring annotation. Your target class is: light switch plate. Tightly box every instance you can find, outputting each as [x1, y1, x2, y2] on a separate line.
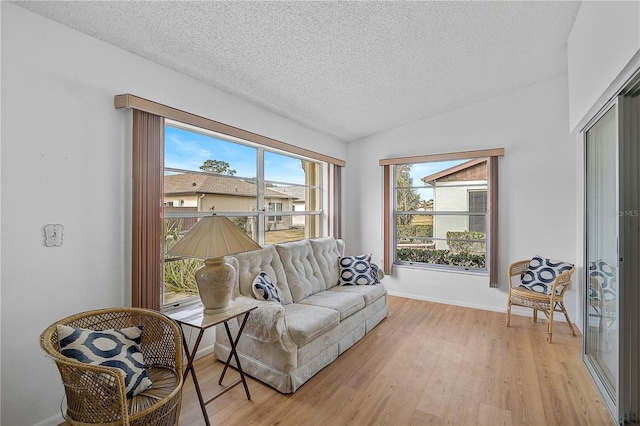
[44, 224, 64, 247]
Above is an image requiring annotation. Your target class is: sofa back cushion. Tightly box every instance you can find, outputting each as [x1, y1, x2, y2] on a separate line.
[275, 240, 326, 302]
[309, 237, 345, 289]
[233, 245, 293, 305]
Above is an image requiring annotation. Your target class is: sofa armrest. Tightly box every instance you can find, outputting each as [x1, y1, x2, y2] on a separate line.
[234, 296, 287, 343]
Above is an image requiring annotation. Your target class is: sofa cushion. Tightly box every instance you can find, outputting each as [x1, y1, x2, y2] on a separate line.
[298, 290, 365, 321]
[309, 237, 344, 289]
[234, 245, 293, 304]
[329, 284, 387, 305]
[283, 303, 340, 347]
[276, 240, 326, 302]
[252, 271, 282, 303]
[339, 254, 380, 286]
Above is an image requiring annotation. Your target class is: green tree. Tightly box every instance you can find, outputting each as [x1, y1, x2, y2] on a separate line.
[200, 159, 236, 175]
[396, 164, 420, 225]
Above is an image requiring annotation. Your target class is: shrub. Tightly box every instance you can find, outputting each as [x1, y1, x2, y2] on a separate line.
[163, 219, 201, 294]
[396, 248, 485, 268]
[446, 230, 486, 253]
[397, 224, 433, 245]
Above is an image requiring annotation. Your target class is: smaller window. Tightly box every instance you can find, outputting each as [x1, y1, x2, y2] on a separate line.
[268, 202, 283, 222]
[393, 158, 488, 271]
[381, 148, 503, 287]
[468, 190, 487, 233]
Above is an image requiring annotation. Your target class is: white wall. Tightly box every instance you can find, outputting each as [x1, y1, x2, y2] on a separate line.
[568, 1, 640, 363]
[345, 75, 577, 321]
[0, 4, 345, 425]
[568, 1, 640, 131]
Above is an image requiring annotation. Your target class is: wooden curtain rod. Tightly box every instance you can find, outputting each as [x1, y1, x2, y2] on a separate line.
[379, 148, 505, 166]
[114, 94, 346, 167]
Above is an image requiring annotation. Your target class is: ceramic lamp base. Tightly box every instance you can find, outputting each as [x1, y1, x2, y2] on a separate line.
[194, 257, 236, 315]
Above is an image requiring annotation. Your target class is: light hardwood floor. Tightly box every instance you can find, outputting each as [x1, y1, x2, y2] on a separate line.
[178, 296, 613, 426]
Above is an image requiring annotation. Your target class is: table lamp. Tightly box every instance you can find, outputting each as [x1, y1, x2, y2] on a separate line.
[166, 214, 261, 314]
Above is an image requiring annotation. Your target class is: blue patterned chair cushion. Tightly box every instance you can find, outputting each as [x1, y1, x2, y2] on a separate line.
[520, 255, 573, 295]
[252, 271, 282, 303]
[339, 254, 381, 286]
[589, 260, 617, 301]
[56, 324, 152, 397]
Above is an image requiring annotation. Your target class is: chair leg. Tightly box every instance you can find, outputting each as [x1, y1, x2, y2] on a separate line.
[506, 300, 512, 326]
[533, 309, 538, 323]
[559, 302, 577, 336]
[547, 308, 554, 343]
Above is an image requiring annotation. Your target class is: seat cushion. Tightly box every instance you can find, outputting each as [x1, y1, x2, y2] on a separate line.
[329, 284, 387, 305]
[298, 290, 365, 321]
[283, 304, 340, 347]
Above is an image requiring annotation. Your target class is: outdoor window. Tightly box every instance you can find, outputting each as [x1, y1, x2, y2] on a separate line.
[267, 202, 283, 222]
[468, 190, 487, 233]
[380, 148, 503, 287]
[117, 94, 344, 310]
[163, 121, 326, 306]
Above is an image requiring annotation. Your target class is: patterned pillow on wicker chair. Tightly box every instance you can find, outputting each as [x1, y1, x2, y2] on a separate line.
[57, 324, 152, 397]
[520, 255, 573, 295]
[589, 260, 617, 301]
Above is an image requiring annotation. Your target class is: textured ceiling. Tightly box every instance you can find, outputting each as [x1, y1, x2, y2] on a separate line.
[13, 1, 581, 142]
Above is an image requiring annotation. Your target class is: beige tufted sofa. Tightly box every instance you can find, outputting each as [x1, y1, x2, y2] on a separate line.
[214, 236, 388, 393]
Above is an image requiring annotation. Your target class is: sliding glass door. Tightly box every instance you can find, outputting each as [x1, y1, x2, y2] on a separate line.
[584, 94, 639, 425]
[585, 105, 619, 414]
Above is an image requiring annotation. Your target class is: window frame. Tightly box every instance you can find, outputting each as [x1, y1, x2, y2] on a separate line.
[380, 148, 503, 287]
[117, 94, 345, 310]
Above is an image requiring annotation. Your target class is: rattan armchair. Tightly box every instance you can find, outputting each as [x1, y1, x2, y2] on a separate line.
[40, 308, 183, 425]
[506, 259, 577, 343]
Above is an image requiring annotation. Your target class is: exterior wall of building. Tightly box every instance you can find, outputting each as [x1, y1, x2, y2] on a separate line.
[432, 181, 487, 250]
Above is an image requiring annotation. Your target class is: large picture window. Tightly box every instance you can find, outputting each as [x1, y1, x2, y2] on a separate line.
[116, 94, 344, 310]
[163, 121, 325, 306]
[381, 148, 503, 287]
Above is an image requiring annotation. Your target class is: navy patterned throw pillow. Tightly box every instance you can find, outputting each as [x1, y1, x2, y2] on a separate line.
[339, 254, 380, 286]
[252, 271, 282, 303]
[520, 255, 573, 295]
[589, 260, 617, 301]
[57, 324, 152, 398]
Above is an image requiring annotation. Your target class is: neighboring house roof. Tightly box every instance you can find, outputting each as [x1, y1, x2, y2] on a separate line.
[421, 158, 487, 184]
[164, 173, 293, 199]
[272, 185, 305, 201]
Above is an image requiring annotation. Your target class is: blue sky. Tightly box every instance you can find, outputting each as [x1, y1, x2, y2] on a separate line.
[166, 124, 468, 189]
[165, 125, 306, 184]
[408, 160, 467, 187]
